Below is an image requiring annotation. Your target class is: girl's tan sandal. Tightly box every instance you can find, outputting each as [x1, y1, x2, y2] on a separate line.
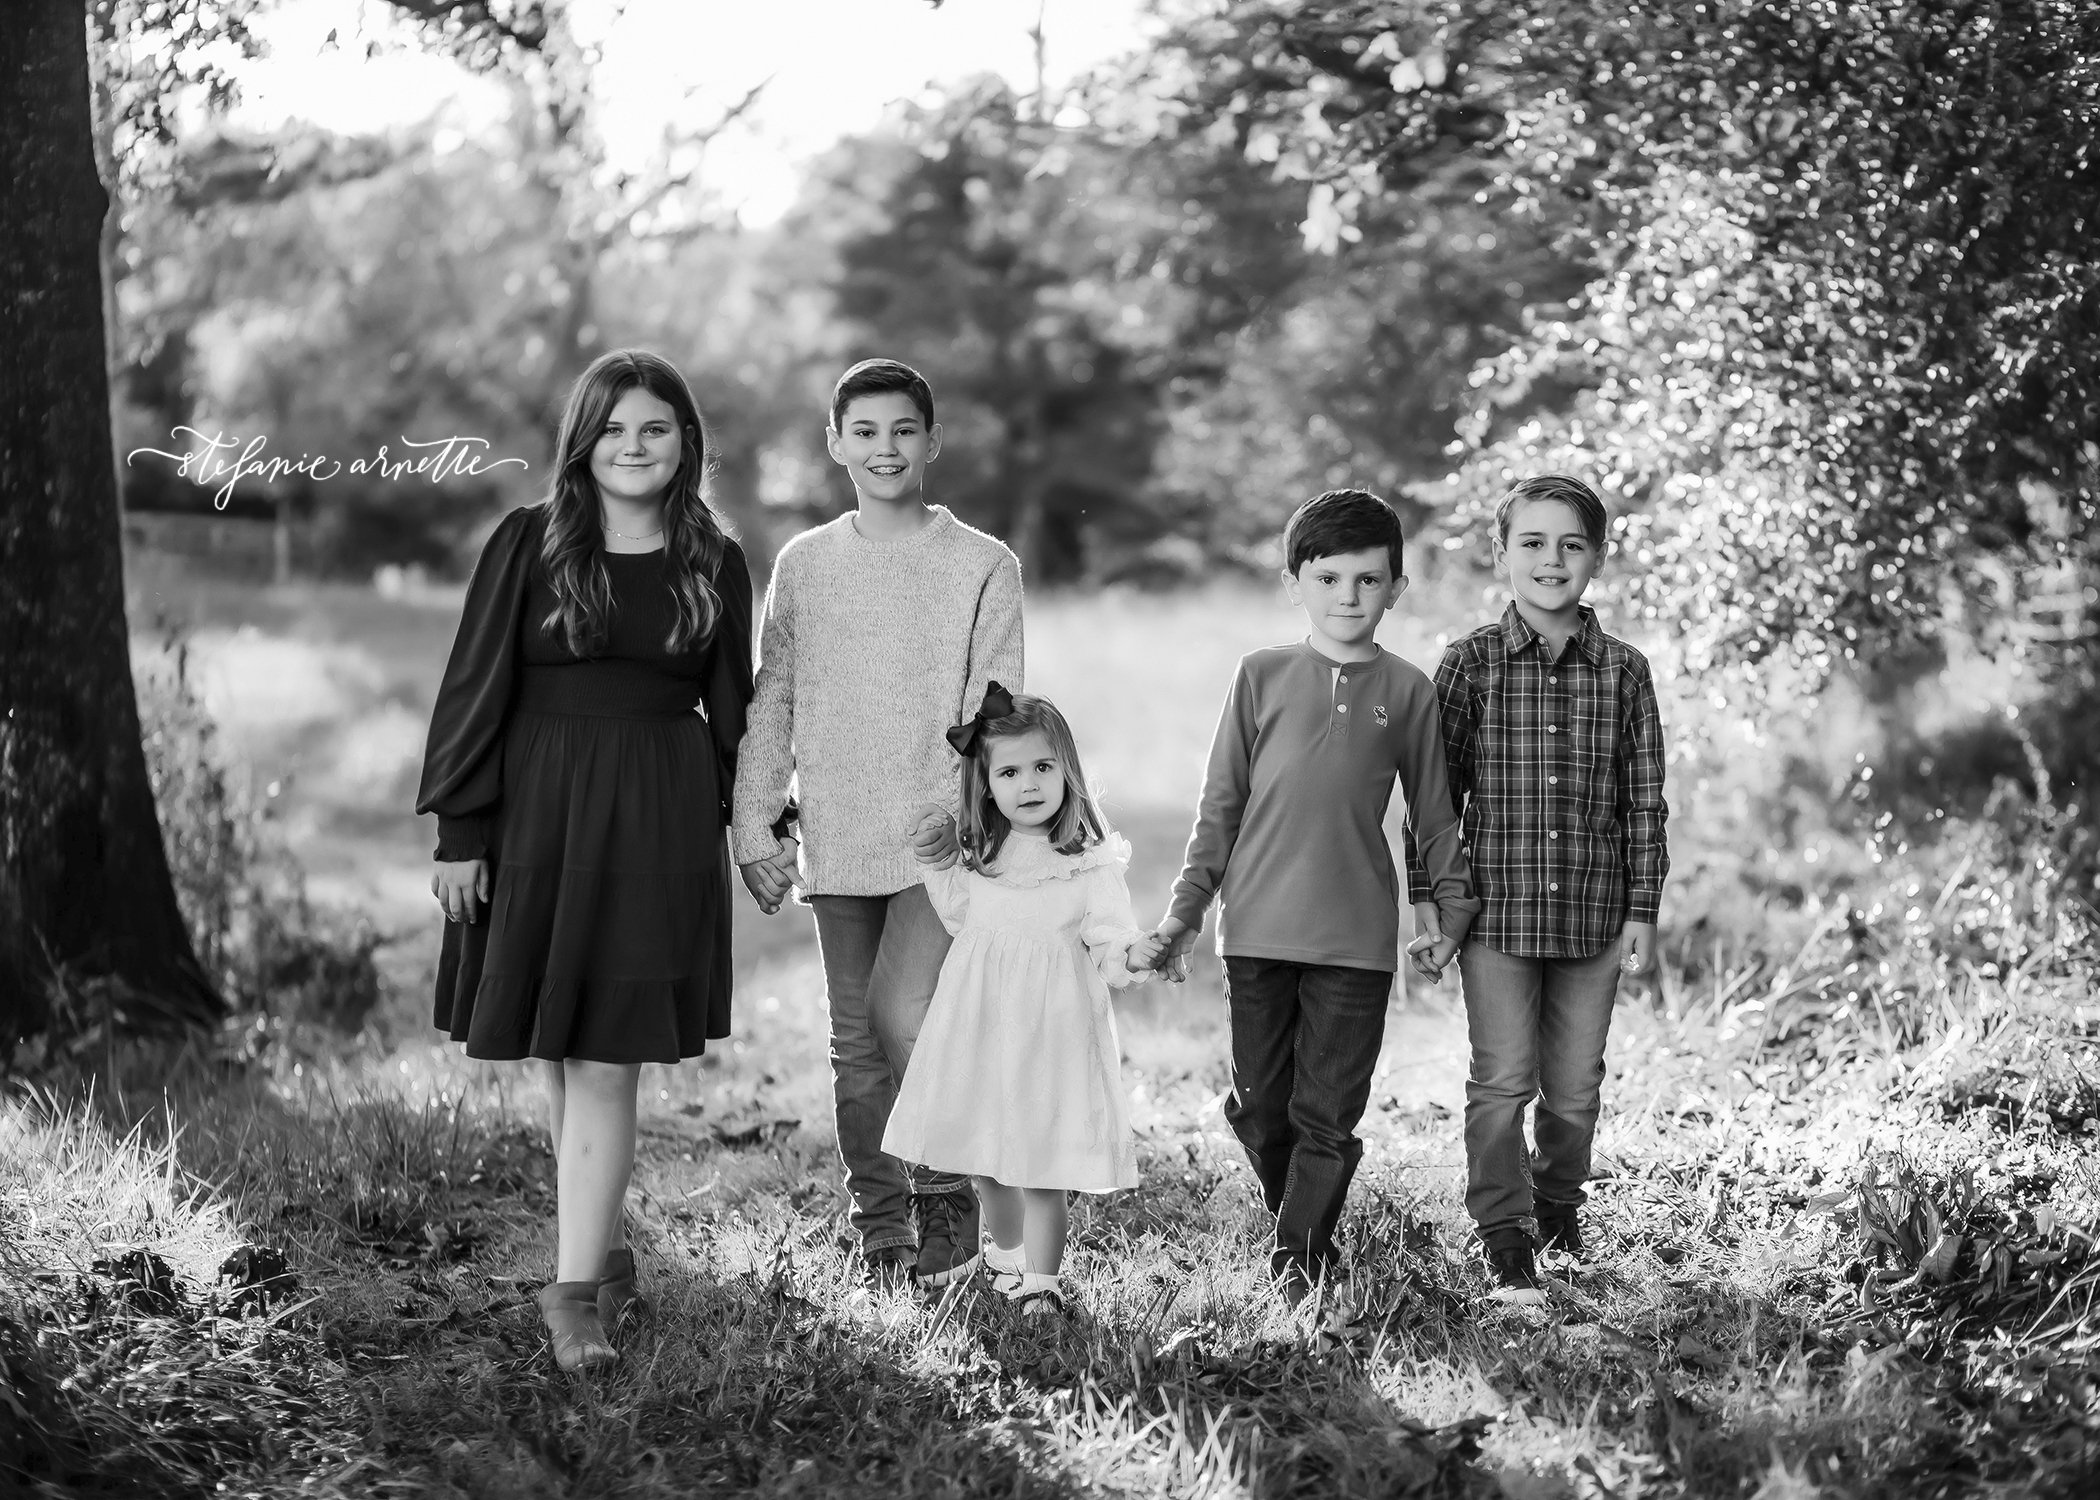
[598, 1246, 649, 1326]
[537, 1280, 616, 1372]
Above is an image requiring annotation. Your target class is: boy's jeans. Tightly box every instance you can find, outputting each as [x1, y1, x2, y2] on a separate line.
[810, 884, 967, 1255]
[1222, 957, 1394, 1273]
[1457, 938, 1623, 1245]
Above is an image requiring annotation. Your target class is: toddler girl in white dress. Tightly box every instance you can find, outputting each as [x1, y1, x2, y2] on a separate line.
[883, 684, 1164, 1316]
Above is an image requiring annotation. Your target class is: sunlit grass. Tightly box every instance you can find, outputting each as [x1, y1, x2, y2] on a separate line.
[19, 559, 2086, 1494]
[11, 841, 2098, 1496]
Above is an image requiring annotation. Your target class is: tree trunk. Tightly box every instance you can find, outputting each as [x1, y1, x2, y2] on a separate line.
[0, 2, 221, 1047]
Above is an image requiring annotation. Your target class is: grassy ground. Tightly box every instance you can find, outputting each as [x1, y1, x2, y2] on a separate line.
[6, 560, 2098, 1497]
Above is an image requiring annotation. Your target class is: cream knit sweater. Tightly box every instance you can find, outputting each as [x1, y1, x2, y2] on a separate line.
[730, 507, 1025, 897]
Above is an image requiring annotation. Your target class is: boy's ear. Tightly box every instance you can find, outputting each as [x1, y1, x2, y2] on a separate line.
[926, 422, 943, 462]
[1388, 573, 1410, 604]
[823, 424, 845, 466]
[1279, 564, 1302, 605]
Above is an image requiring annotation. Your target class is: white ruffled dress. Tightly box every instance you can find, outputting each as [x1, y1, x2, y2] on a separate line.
[881, 830, 1149, 1192]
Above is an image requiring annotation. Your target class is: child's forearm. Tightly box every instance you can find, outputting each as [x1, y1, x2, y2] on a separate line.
[1170, 672, 1255, 931]
[729, 578, 799, 863]
[1165, 803, 1238, 932]
[967, 555, 1026, 699]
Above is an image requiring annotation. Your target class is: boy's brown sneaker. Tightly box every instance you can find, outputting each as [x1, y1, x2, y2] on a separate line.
[1483, 1241, 1548, 1307]
[1536, 1202, 1584, 1259]
[860, 1244, 916, 1288]
[912, 1187, 982, 1288]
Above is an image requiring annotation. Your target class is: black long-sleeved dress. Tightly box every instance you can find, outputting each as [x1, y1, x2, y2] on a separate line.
[414, 504, 754, 1063]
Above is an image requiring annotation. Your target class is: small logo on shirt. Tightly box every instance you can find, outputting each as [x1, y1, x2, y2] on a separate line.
[1373, 705, 1388, 727]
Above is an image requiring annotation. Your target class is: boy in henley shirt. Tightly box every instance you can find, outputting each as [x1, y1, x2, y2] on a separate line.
[733, 359, 1023, 1289]
[1158, 488, 1477, 1294]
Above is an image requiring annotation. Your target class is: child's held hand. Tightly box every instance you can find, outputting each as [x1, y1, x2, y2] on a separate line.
[1406, 902, 1454, 983]
[1154, 915, 1197, 984]
[1406, 934, 1459, 982]
[908, 803, 961, 869]
[1619, 920, 1656, 978]
[738, 837, 798, 915]
[1128, 930, 1168, 973]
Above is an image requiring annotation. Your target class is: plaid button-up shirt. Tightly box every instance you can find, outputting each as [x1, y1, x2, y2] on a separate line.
[1403, 604, 1669, 958]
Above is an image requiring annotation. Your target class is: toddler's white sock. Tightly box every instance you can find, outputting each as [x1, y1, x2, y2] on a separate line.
[984, 1241, 1025, 1293]
[1019, 1271, 1061, 1297]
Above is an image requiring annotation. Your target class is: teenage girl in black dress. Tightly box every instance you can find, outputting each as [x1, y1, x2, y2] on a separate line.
[416, 350, 753, 1371]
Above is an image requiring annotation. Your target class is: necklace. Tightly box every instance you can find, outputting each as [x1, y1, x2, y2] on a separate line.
[601, 515, 663, 542]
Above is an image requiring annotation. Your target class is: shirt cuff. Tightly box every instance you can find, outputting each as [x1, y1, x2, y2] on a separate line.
[1165, 882, 1212, 935]
[731, 823, 784, 865]
[1435, 896, 1479, 948]
[1627, 892, 1662, 924]
[434, 813, 490, 863]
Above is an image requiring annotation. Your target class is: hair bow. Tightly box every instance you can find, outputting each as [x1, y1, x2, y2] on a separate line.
[945, 681, 1015, 757]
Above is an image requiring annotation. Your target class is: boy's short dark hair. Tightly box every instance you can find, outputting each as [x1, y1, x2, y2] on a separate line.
[829, 359, 935, 431]
[1494, 474, 1609, 551]
[1284, 488, 1406, 577]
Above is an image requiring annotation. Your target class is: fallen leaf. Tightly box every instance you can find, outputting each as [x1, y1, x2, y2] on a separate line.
[1919, 1231, 1963, 1281]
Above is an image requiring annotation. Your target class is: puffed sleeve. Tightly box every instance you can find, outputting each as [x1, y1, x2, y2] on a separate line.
[702, 537, 756, 822]
[921, 863, 972, 935]
[1079, 839, 1152, 989]
[414, 507, 539, 861]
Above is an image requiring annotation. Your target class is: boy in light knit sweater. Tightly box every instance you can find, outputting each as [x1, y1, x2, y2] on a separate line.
[733, 359, 1024, 1288]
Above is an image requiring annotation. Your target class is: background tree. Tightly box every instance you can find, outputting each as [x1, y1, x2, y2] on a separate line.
[1, 0, 221, 1043]
[0, 0, 554, 1050]
[1145, 0, 2100, 680]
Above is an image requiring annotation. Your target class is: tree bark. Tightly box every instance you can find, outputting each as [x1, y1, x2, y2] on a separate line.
[0, 2, 220, 1046]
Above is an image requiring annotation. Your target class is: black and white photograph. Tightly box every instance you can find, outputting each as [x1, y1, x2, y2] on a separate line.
[3, 1, 2098, 1494]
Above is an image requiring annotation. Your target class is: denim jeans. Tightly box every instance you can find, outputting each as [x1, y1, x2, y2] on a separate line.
[810, 884, 965, 1254]
[1458, 937, 1623, 1245]
[1222, 957, 1395, 1272]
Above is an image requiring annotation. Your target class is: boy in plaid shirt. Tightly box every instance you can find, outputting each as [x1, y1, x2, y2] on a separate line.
[1404, 474, 1669, 1304]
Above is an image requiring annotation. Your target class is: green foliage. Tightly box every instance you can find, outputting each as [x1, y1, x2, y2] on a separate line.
[131, 631, 382, 1037]
[1151, 1, 2100, 675]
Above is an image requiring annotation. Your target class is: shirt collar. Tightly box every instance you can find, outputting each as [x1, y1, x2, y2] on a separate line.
[1498, 602, 1604, 665]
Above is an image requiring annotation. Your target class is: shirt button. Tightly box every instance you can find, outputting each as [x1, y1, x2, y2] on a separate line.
[1547, 724, 1558, 734]
[1549, 883, 1559, 892]
[1337, 703, 1348, 713]
[1339, 676, 1348, 684]
[1548, 831, 1559, 840]
[1548, 776, 1558, 785]
[1550, 676, 1558, 684]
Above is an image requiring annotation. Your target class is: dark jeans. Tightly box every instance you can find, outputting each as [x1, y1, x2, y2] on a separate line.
[810, 885, 966, 1254]
[1457, 938, 1622, 1245]
[1223, 956, 1394, 1272]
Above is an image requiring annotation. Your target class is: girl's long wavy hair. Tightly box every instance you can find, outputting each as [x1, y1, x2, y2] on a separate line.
[957, 694, 1108, 872]
[540, 349, 728, 656]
